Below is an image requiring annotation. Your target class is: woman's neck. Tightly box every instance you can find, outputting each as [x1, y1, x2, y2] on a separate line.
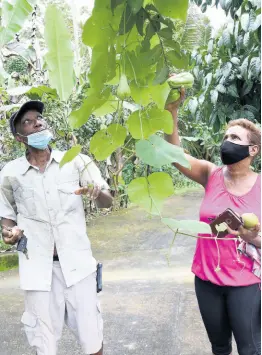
[224, 162, 254, 181]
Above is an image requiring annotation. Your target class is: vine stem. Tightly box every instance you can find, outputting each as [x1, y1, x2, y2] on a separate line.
[166, 229, 179, 266]
[113, 153, 136, 176]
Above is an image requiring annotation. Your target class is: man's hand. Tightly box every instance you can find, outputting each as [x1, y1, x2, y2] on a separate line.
[2, 226, 23, 245]
[74, 183, 101, 200]
[227, 223, 261, 244]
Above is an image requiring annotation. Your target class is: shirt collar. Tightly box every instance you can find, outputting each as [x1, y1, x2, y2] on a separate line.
[20, 149, 64, 175]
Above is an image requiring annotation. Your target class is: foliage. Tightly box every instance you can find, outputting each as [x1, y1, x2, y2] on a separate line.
[188, 0, 261, 132]
[179, 0, 261, 167]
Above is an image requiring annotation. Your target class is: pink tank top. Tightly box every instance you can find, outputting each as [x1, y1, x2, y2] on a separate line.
[192, 167, 261, 286]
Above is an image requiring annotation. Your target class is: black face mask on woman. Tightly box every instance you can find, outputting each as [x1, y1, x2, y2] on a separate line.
[220, 140, 251, 165]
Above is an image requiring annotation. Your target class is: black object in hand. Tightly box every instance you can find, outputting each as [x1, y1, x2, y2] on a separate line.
[17, 234, 29, 259]
[96, 263, 103, 293]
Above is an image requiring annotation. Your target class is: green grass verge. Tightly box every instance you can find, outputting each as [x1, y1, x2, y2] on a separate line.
[0, 253, 18, 272]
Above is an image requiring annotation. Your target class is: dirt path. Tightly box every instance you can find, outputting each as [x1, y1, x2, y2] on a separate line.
[0, 189, 237, 355]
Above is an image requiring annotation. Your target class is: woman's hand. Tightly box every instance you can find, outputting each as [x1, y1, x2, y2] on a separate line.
[227, 223, 261, 244]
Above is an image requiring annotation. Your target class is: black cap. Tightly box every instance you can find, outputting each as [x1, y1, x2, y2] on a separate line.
[10, 100, 44, 135]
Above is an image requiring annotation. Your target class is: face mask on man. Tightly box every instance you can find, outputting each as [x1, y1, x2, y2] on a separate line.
[18, 129, 53, 150]
[220, 140, 251, 165]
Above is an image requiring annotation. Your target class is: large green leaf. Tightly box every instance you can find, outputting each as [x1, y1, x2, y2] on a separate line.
[44, 5, 74, 101]
[152, 0, 189, 21]
[59, 145, 82, 168]
[25, 86, 58, 100]
[90, 124, 127, 161]
[0, 0, 34, 46]
[119, 4, 136, 35]
[69, 88, 111, 129]
[93, 96, 118, 117]
[162, 218, 211, 234]
[88, 44, 110, 91]
[127, 106, 173, 139]
[82, 1, 117, 47]
[136, 134, 191, 168]
[166, 50, 189, 69]
[128, 172, 174, 214]
[130, 80, 170, 108]
[153, 56, 169, 85]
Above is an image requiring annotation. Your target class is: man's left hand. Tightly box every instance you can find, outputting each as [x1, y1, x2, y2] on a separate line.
[74, 183, 101, 200]
[227, 223, 261, 243]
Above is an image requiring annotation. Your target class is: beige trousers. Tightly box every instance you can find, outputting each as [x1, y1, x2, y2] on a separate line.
[21, 262, 103, 355]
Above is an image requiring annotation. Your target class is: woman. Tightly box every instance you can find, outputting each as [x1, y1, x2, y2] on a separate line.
[165, 87, 261, 355]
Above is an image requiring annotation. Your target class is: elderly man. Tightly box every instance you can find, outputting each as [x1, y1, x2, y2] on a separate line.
[0, 100, 112, 355]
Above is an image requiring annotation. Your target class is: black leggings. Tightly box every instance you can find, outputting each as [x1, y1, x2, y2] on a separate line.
[195, 276, 261, 355]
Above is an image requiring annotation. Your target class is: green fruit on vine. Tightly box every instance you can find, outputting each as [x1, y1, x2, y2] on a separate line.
[165, 89, 181, 105]
[117, 74, 131, 100]
[167, 72, 194, 89]
[241, 213, 259, 229]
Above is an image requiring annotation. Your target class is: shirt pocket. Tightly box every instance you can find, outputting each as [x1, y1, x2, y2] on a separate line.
[13, 186, 36, 217]
[57, 173, 81, 213]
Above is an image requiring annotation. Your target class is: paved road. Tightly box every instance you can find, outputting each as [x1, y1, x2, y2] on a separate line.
[0, 189, 237, 355]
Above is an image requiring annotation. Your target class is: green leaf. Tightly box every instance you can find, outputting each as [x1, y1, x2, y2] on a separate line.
[188, 98, 198, 115]
[150, 82, 170, 108]
[241, 82, 253, 96]
[25, 86, 58, 100]
[166, 50, 189, 69]
[90, 124, 127, 161]
[69, 88, 111, 129]
[119, 4, 136, 35]
[127, 0, 143, 14]
[216, 84, 226, 93]
[89, 44, 110, 90]
[128, 172, 174, 214]
[130, 80, 170, 108]
[136, 8, 146, 35]
[249, 57, 261, 78]
[153, 0, 189, 21]
[227, 84, 239, 98]
[241, 13, 250, 32]
[153, 57, 169, 85]
[210, 90, 218, 105]
[59, 145, 82, 168]
[136, 134, 191, 168]
[127, 107, 173, 139]
[162, 218, 211, 234]
[82, 7, 115, 47]
[158, 28, 173, 40]
[93, 97, 118, 116]
[111, 0, 124, 12]
[0, 0, 33, 46]
[44, 5, 74, 101]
